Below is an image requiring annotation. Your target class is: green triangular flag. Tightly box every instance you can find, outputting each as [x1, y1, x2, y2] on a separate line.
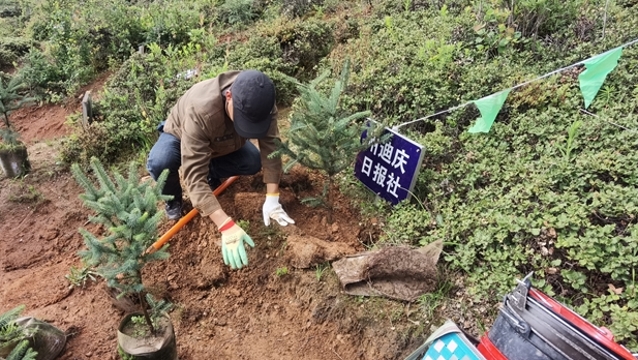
[468, 89, 511, 133]
[578, 46, 623, 109]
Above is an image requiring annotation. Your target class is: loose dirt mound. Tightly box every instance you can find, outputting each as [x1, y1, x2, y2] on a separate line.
[0, 102, 427, 359]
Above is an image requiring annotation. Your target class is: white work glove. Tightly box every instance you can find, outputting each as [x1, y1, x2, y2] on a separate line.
[219, 218, 255, 269]
[262, 193, 295, 226]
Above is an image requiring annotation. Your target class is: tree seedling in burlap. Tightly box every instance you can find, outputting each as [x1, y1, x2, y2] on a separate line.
[0, 305, 36, 357]
[0, 74, 34, 149]
[271, 60, 386, 223]
[71, 157, 172, 334]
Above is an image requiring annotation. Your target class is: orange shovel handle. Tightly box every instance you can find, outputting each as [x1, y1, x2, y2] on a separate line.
[145, 176, 239, 254]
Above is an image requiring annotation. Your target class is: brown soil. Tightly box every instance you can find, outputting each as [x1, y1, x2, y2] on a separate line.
[0, 99, 434, 359]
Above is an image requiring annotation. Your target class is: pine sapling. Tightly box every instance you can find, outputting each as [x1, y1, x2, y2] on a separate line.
[271, 60, 384, 222]
[1, 305, 34, 355]
[72, 157, 172, 334]
[5, 340, 37, 360]
[0, 75, 33, 148]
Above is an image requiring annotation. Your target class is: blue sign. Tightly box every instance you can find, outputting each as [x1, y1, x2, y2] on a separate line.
[354, 127, 425, 205]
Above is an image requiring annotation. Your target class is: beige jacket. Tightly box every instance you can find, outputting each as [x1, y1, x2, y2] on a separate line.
[163, 71, 282, 217]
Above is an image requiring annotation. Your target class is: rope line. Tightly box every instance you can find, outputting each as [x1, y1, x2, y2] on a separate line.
[392, 37, 638, 132]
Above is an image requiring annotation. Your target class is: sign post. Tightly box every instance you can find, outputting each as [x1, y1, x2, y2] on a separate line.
[354, 127, 425, 205]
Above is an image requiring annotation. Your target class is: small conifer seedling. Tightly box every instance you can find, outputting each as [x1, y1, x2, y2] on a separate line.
[0, 75, 33, 148]
[5, 340, 37, 360]
[0, 305, 36, 357]
[72, 157, 172, 333]
[271, 60, 385, 222]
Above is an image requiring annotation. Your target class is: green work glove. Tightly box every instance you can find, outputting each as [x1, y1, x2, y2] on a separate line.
[219, 219, 255, 269]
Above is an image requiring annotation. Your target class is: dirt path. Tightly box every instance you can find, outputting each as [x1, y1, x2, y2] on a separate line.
[0, 101, 424, 359]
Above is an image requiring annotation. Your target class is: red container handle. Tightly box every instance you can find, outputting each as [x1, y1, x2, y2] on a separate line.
[529, 288, 636, 360]
[477, 335, 509, 360]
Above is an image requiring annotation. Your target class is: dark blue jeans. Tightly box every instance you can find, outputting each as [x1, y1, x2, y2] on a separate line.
[146, 126, 261, 203]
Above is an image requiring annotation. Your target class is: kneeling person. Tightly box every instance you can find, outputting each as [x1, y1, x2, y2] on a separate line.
[146, 70, 295, 270]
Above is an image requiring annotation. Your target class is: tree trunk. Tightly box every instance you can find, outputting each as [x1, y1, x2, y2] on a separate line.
[1, 112, 9, 128]
[138, 291, 155, 334]
[326, 176, 334, 224]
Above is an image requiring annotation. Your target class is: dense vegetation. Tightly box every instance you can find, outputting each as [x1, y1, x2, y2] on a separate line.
[1, 0, 637, 349]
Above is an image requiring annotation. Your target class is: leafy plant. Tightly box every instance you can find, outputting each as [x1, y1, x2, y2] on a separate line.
[236, 219, 250, 232]
[128, 294, 174, 337]
[556, 120, 582, 163]
[275, 266, 289, 277]
[562, 269, 588, 293]
[382, 202, 433, 245]
[72, 157, 172, 334]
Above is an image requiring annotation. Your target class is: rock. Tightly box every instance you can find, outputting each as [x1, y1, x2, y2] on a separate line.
[285, 234, 356, 269]
[279, 224, 305, 236]
[45, 228, 59, 241]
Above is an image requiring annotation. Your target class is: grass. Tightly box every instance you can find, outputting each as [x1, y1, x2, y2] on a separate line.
[7, 181, 44, 204]
[314, 262, 329, 281]
[275, 266, 289, 277]
[416, 276, 454, 320]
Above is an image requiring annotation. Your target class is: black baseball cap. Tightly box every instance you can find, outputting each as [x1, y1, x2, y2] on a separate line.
[231, 70, 276, 139]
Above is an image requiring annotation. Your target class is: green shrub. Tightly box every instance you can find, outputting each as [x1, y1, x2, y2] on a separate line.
[275, 18, 334, 79]
[20, 0, 210, 99]
[218, 0, 258, 27]
[469, 0, 591, 57]
[221, 36, 297, 104]
[60, 44, 201, 164]
[17, 49, 66, 99]
[280, 0, 324, 18]
[139, 1, 208, 46]
[245, 16, 334, 81]
[0, 37, 32, 67]
[502, 0, 585, 39]
[330, 10, 493, 123]
[381, 202, 433, 245]
[318, 2, 638, 348]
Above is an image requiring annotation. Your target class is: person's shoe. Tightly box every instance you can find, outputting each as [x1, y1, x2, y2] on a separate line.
[165, 199, 183, 220]
[208, 176, 222, 191]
